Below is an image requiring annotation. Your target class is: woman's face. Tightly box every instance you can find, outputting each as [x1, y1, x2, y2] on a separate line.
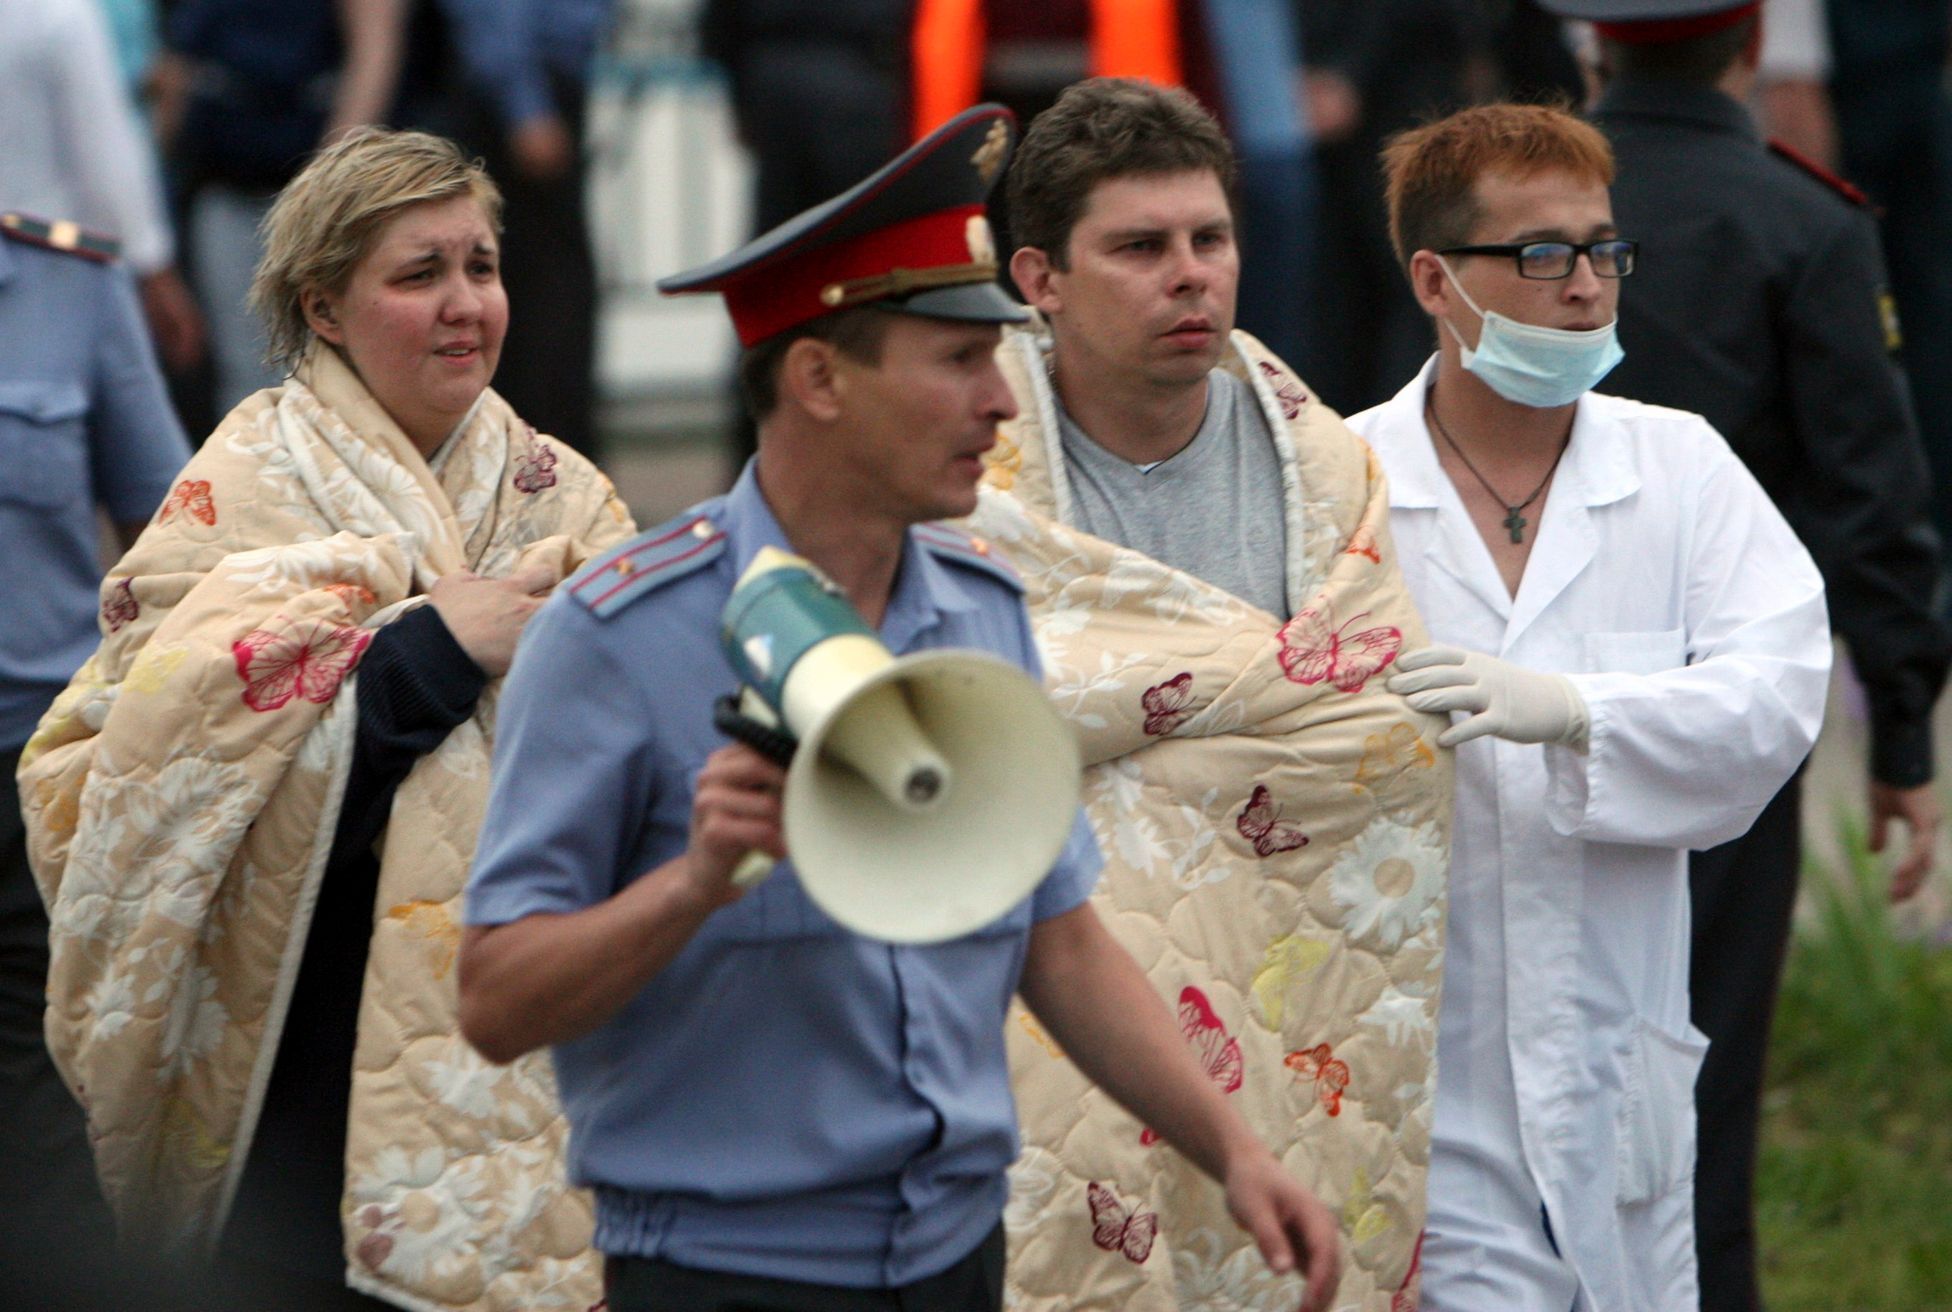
[306, 194, 508, 452]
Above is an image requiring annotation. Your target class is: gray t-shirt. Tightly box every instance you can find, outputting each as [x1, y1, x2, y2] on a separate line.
[1056, 369, 1290, 617]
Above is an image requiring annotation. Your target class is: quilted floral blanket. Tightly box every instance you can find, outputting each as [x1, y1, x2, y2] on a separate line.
[17, 344, 631, 1311]
[971, 326, 1452, 1311]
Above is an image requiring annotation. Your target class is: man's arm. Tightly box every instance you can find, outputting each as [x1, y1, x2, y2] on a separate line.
[1782, 213, 1949, 894]
[324, 0, 408, 142]
[1019, 903, 1341, 1312]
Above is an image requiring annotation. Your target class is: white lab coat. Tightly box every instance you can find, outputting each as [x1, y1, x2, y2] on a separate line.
[1348, 362, 1831, 1312]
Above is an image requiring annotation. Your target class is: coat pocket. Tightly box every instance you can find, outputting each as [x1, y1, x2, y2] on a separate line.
[1614, 1015, 1710, 1205]
[0, 381, 89, 510]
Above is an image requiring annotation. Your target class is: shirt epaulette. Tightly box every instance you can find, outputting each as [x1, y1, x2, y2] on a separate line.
[0, 213, 120, 263]
[913, 522, 1022, 592]
[1766, 140, 1871, 209]
[569, 513, 727, 618]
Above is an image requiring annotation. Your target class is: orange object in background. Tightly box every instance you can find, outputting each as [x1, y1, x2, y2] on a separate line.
[911, 0, 1184, 139]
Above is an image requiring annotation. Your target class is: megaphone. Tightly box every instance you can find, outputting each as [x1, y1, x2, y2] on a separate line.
[716, 546, 1081, 944]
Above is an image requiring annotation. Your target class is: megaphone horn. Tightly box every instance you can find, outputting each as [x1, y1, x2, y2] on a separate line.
[717, 547, 1081, 944]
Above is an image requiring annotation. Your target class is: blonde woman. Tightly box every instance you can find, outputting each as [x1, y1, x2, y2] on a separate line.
[19, 129, 630, 1311]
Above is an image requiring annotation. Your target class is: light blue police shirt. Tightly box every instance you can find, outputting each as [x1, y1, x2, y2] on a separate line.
[0, 234, 190, 748]
[466, 463, 1101, 1288]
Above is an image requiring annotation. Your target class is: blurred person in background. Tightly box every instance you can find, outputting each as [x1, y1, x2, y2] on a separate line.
[18, 129, 631, 1312]
[0, 0, 205, 381]
[1544, 3, 1952, 1309]
[436, 0, 615, 467]
[699, 0, 910, 470]
[1297, 0, 1583, 416]
[701, 0, 908, 235]
[0, 208, 191, 1303]
[153, 0, 411, 424]
[1753, 0, 1839, 164]
[1829, 0, 1952, 598]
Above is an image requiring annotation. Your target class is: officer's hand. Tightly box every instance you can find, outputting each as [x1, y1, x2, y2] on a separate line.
[1222, 1150, 1342, 1312]
[427, 564, 556, 678]
[686, 745, 787, 906]
[138, 267, 207, 373]
[510, 113, 574, 181]
[1870, 780, 1941, 902]
[1387, 645, 1589, 749]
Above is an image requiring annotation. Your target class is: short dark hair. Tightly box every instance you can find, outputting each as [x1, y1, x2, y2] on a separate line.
[737, 306, 894, 422]
[1382, 101, 1616, 271]
[1007, 77, 1237, 269]
[1602, 16, 1758, 87]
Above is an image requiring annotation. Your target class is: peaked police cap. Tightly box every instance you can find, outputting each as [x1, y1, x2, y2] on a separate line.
[658, 105, 1028, 347]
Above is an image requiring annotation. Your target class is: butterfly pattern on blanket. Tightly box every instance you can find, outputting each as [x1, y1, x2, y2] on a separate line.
[970, 324, 1454, 1312]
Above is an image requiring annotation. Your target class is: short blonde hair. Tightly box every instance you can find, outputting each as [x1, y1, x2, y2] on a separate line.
[250, 128, 503, 368]
[1381, 102, 1614, 272]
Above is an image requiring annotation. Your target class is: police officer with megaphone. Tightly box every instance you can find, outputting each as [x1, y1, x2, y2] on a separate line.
[457, 106, 1342, 1312]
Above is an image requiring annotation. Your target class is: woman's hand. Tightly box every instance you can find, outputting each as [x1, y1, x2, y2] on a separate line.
[428, 564, 556, 677]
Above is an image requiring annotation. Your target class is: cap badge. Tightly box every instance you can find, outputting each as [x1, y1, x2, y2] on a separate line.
[972, 119, 1008, 185]
[966, 216, 997, 266]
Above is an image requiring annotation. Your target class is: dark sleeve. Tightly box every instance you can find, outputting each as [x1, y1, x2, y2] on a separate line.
[89, 266, 191, 521]
[1782, 212, 1951, 786]
[331, 605, 488, 864]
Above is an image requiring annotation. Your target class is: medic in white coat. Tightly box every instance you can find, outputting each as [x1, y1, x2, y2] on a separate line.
[1349, 104, 1831, 1312]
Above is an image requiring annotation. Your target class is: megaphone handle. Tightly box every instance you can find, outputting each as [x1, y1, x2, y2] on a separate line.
[712, 693, 798, 767]
[730, 851, 777, 888]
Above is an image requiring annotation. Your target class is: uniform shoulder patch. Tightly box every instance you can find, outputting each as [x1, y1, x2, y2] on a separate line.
[1767, 140, 1871, 208]
[914, 521, 1022, 591]
[0, 213, 119, 263]
[569, 512, 727, 618]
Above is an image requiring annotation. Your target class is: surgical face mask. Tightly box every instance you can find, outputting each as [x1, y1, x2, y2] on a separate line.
[1436, 256, 1623, 408]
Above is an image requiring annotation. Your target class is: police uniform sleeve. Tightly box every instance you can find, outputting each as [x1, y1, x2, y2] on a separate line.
[1004, 595, 1102, 921]
[88, 265, 190, 521]
[465, 591, 661, 926]
[1781, 211, 1951, 787]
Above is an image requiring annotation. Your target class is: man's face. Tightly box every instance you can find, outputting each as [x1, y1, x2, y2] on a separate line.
[1441, 166, 1620, 340]
[829, 316, 1018, 524]
[1029, 168, 1239, 395]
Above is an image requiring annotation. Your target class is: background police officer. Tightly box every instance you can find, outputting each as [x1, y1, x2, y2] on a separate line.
[0, 211, 190, 1291]
[1541, 4, 1952, 1309]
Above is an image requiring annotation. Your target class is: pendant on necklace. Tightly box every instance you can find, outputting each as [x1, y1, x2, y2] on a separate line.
[1503, 508, 1527, 544]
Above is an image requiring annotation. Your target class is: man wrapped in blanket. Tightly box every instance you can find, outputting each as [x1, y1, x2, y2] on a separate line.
[970, 78, 1453, 1311]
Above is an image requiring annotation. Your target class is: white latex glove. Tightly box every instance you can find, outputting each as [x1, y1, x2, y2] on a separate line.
[1386, 645, 1590, 750]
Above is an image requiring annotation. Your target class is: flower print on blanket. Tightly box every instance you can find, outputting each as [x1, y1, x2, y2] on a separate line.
[232, 617, 373, 712]
[1328, 817, 1446, 953]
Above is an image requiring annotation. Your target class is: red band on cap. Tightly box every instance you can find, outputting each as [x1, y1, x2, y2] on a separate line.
[722, 204, 989, 346]
[1594, 2, 1758, 44]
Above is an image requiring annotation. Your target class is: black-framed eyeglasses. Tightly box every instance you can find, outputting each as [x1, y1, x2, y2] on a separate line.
[1438, 239, 1638, 280]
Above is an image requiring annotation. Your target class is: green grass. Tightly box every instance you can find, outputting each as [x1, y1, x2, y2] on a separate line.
[1757, 823, 1952, 1311]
